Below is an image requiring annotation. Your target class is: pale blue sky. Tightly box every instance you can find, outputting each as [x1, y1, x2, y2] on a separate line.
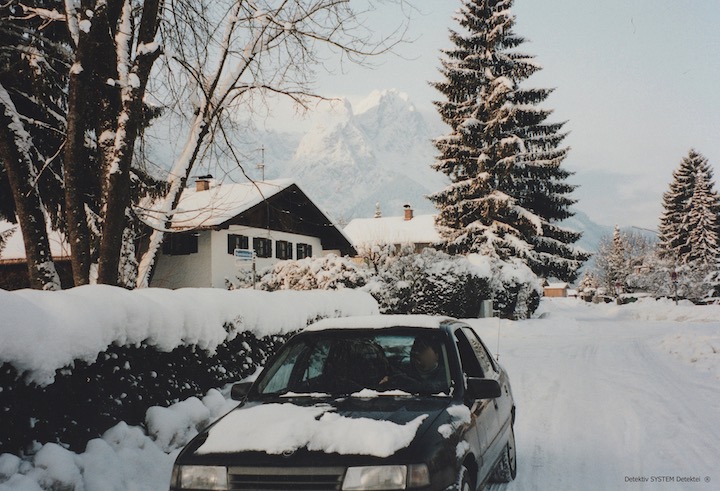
[306, 0, 720, 230]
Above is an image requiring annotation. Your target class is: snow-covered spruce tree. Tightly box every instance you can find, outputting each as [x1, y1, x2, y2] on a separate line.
[606, 226, 628, 293]
[683, 169, 720, 265]
[658, 149, 719, 263]
[429, 0, 587, 282]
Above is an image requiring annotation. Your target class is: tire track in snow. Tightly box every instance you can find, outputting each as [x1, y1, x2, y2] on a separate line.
[478, 310, 720, 491]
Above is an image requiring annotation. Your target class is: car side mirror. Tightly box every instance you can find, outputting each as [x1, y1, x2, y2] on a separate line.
[231, 381, 253, 401]
[466, 377, 501, 399]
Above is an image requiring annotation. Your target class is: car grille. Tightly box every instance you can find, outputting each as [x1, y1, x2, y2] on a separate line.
[227, 466, 346, 491]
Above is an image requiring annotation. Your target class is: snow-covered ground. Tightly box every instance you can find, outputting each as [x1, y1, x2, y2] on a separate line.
[476, 298, 720, 491]
[1, 296, 718, 490]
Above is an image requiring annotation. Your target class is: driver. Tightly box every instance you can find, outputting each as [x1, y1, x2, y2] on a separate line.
[399, 336, 449, 393]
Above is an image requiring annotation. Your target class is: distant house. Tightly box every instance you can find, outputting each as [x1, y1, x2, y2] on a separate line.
[543, 282, 569, 298]
[149, 178, 354, 289]
[0, 222, 73, 290]
[344, 204, 440, 253]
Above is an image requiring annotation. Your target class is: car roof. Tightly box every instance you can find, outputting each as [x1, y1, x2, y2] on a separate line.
[304, 314, 458, 332]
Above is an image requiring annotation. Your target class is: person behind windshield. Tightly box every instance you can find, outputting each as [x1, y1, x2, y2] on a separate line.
[385, 335, 448, 394]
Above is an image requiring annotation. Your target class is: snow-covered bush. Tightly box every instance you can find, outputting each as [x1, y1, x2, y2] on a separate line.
[0, 330, 289, 455]
[245, 247, 542, 318]
[257, 254, 370, 291]
[486, 257, 543, 320]
[0, 287, 378, 455]
[365, 247, 491, 317]
[365, 247, 542, 319]
[626, 252, 718, 303]
[576, 271, 600, 301]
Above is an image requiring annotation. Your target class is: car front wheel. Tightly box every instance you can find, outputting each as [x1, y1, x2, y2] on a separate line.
[452, 465, 473, 491]
[490, 426, 517, 482]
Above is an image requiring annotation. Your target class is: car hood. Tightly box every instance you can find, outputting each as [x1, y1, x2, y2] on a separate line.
[177, 395, 460, 465]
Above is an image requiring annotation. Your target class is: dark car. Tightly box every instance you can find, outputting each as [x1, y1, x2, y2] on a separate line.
[170, 315, 516, 491]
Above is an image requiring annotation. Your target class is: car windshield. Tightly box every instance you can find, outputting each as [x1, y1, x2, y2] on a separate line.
[255, 330, 453, 396]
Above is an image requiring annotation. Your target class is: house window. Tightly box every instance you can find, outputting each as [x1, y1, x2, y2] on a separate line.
[296, 243, 313, 260]
[253, 237, 272, 258]
[162, 233, 198, 255]
[276, 240, 293, 260]
[227, 234, 249, 254]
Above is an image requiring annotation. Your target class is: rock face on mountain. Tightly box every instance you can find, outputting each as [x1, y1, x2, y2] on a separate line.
[266, 89, 447, 223]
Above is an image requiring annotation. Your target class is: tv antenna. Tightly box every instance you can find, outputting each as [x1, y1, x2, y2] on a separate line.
[256, 146, 265, 181]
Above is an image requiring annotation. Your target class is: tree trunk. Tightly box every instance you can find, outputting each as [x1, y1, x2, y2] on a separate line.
[0, 84, 61, 290]
[96, 0, 162, 285]
[63, 66, 93, 285]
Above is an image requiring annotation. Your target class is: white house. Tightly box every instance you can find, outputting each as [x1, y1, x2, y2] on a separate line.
[148, 178, 354, 289]
[343, 204, 440, 252]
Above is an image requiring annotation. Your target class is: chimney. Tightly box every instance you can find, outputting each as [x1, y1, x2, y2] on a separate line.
[403, 204, 413, 221]
[195, 174, 213, 192]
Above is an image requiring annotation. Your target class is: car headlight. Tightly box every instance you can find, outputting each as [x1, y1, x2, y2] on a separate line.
[171, 465, 228, 490]
[342, 464, 430, 490]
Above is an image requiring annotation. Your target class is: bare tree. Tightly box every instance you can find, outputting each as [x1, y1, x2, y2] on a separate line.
[3, 0, 410, 288]
[135, 0, 409, 287]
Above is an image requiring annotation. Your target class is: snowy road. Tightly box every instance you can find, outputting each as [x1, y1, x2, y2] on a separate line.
[470, 299, 720, 491]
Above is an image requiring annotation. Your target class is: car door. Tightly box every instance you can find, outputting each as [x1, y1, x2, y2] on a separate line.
[453, 327, 500, 479]
[459, 327, 513, 458]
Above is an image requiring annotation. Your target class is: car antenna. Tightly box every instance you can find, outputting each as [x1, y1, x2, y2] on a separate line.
[495, 314, 501, 362]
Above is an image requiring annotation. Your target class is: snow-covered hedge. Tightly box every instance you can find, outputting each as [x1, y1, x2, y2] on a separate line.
[253, 249, 542, 319]
[0, 287, 378, 454]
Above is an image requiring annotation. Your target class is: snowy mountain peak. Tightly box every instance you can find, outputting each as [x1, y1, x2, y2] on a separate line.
[355, 89, 413, 115]
[274, 89, 445, 221]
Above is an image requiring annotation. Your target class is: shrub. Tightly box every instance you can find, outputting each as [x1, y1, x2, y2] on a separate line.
[0, 330, 291, 455]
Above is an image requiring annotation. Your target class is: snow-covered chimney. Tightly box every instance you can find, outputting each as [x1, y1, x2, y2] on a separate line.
[403, 204, 413, 221]
[195, 175, 213, 192]
[374, 203, 382, 218]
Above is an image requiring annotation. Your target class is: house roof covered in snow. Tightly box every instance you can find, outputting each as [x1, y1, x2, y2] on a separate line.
[344, 210, 440, 248]
[145, 178, 295, 230]
[148, 178, 355, 255]
[0, 221, 69, 261]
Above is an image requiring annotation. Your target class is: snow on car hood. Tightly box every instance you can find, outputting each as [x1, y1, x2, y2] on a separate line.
[196, 401, 430, 458]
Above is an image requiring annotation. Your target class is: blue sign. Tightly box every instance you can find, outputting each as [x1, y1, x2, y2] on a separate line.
[234, 249, 254, 261]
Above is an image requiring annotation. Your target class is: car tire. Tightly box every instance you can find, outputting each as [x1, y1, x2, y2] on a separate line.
[490, 426, 517, 483]
[453, 465, 474, 491]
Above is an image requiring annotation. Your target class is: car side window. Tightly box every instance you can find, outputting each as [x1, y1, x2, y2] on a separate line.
[461, 327, 498, 377]
[257, 341, 307, 394]
[454, 329, 484, 377]
[302, 341, 330, 382]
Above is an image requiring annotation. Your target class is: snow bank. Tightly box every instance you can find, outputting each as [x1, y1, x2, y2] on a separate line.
[0, 286, 378, 385]
[659, 333, 720, 379]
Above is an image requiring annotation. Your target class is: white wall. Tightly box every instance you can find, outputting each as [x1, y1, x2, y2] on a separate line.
[150, 232, 212, 288]
[210, 226, 323, 288]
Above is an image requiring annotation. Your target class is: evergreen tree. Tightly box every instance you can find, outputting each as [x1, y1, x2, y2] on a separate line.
[607, 225, 628, 293]
[683, 169, 720, 265]
[429, 0, 587, 282]
[658, 149, 719, 263]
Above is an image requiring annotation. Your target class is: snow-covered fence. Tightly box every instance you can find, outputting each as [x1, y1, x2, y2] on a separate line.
[0, 286, 378, 454]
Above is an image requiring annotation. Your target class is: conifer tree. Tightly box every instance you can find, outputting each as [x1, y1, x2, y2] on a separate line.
[684, 169, 720, 265]
[429, 0, 587, 282]
[658, 149, 720, 265]
[607, 225, 629, 292]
